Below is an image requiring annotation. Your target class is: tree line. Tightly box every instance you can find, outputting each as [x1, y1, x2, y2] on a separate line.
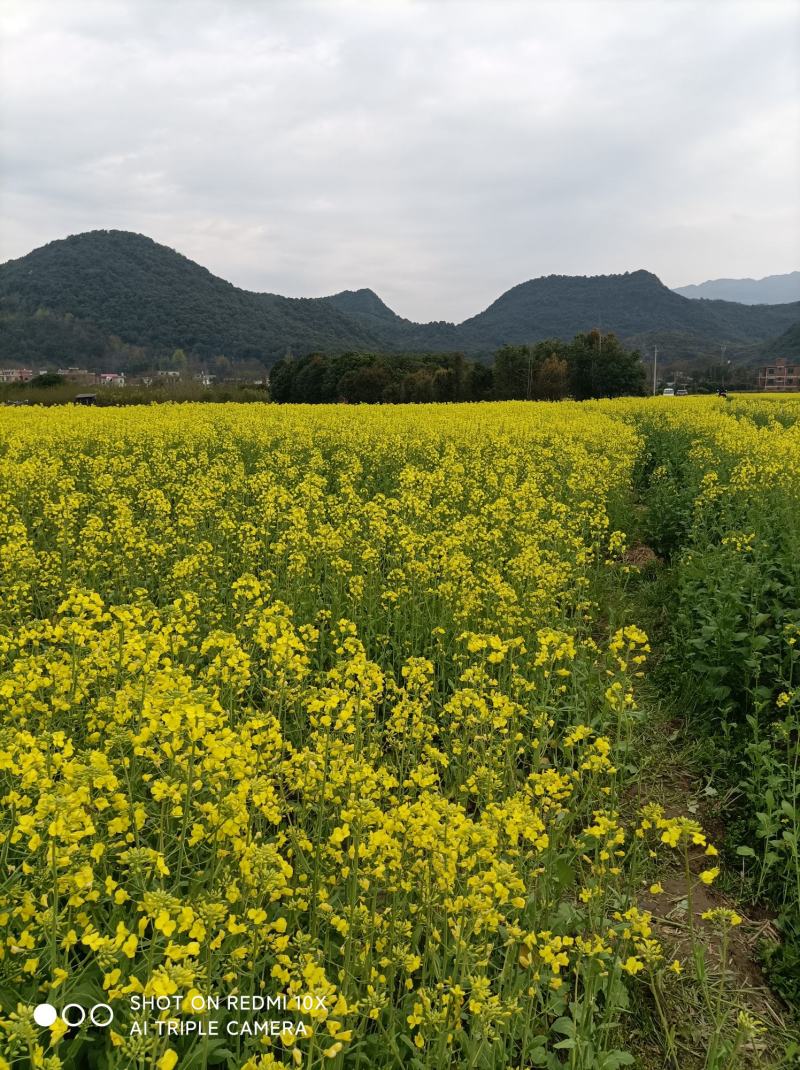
[269, 330, 646, 403]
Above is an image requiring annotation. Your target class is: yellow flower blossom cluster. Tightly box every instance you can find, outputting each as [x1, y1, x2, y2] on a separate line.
[0, 400, 734, 1068]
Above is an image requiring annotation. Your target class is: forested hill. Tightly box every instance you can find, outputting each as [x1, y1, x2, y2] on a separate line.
[463, 270, 800, 349]
[1, 229, 799, 370]
[764, 322, 800, 359]
[0, 230, 383, 366]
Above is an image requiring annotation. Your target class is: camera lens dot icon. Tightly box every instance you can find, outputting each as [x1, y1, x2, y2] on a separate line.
[33, 1004, 58, 1027]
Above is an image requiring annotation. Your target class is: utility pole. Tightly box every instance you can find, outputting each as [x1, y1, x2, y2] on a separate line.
[652, 346, 658, 395]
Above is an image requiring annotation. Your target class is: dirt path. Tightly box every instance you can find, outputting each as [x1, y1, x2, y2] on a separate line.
[617, 543, 796, 1067]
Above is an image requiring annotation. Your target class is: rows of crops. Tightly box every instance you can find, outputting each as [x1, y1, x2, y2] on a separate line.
[623, 397, 800, 1009]
[0, 398, 797, 1069]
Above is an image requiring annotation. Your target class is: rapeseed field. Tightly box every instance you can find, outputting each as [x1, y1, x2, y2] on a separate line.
[0, 399, 797, 1069]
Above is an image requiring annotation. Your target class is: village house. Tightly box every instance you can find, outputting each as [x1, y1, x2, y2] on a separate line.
[57, 366, 94, 383]
[0, 368, 36, 383]
[757, 357, 800, 392]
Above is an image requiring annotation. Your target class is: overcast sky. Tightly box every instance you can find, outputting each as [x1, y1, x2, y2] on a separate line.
[1, 0, 799, 322]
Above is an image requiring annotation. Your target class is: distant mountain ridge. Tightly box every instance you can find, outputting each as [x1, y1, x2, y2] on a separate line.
[674, 271, 800, 305]
[1, 230, 799, 370]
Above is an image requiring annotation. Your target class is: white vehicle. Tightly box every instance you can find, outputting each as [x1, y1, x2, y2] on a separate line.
[662, 387, 675, 396]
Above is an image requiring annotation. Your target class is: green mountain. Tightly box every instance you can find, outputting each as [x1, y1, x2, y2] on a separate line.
[324, 287, 401, 324]
[763, 322, 800, 359]
[0, 230, 383, 367]
[323, 287, 464, 350]
[1, 230, 798, 371]
[462, 270, 800, 359]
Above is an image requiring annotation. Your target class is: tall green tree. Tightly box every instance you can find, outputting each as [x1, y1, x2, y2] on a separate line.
[568, 330, 645, 399]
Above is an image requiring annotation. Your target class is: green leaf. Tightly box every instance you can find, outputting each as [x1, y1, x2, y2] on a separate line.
[553, 858, 575, 892]
[600, 1052, 636, 1069]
